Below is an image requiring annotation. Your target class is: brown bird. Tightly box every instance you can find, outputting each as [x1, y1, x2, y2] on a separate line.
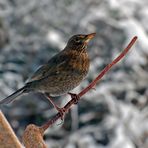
[0, 33, 96, 117]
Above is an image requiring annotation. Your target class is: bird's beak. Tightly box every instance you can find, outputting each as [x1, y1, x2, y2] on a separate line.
[84, 33, 96, 43]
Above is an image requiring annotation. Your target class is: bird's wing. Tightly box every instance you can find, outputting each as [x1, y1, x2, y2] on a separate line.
[27, 52, 67, 82]
[27, 64, 52, 82]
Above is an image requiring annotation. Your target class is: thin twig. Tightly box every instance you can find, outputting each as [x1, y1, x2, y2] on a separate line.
[40, 36, 138, 133]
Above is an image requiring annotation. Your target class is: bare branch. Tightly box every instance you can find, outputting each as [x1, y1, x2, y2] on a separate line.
[40, 36, 138, 132]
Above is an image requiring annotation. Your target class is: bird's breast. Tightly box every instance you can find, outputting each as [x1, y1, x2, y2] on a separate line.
[32, 50, 90, 96]
[48, 51, 90, 96]
[67, 51, 90, 77]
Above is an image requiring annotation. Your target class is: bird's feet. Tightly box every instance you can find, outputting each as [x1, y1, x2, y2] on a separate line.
[44, 93, 67, 120]
[56, 106, 67, 120]
[68, 93, 80, 104]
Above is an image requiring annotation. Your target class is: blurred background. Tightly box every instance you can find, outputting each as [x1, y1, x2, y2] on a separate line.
[0, 0, 148, 147]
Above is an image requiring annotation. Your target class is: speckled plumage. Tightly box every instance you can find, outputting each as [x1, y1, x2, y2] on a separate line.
[27, 49, 89, 96]
[0, 33, 96, 106]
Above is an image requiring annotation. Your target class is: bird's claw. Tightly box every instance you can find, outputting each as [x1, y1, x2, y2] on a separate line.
[56, 107, 67, 120]
[68, 93, 80, 104]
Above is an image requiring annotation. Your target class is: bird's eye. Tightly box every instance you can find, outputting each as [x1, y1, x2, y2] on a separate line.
[75, 38, 80, 42]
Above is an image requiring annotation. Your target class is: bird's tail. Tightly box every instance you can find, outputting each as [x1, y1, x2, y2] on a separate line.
[0, 86, 27, 105]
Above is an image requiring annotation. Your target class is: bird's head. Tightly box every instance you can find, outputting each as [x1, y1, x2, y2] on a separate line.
[66, 33, 96, 51]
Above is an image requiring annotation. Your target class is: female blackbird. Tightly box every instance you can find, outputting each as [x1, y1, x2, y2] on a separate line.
[0, 33, 96, 115]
